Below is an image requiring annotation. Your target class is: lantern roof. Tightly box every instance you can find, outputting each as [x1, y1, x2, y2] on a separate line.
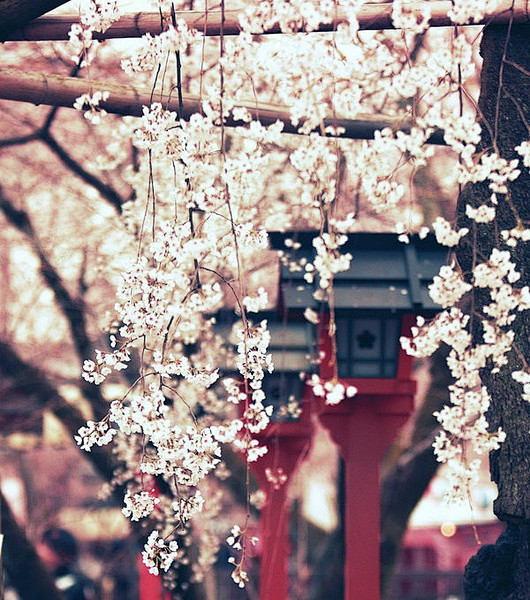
[268, 231, 447, 313]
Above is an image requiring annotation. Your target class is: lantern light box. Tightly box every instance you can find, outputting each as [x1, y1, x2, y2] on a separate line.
[269, 230, 447, 383]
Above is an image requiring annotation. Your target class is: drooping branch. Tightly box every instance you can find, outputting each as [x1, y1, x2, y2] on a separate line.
[0, 339, 206, 600]
[0, 489, 64, 600]
[0, 68, 446, 144]
[5, 1, 530, 41]
[0, 0, 70, 40]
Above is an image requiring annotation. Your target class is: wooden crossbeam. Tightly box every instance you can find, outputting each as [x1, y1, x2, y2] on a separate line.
[0, 68, 446, 144]
[5, 0, 529, 41]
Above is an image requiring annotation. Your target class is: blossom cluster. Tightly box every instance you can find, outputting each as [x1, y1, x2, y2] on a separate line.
[73, 91, 110, 124]
[71, 0, 529, 588]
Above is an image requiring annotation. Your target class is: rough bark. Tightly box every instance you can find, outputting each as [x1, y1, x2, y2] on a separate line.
[1, 490, 64, 600]
[0, 0, 69, 39]
[454, 24, 530, 599]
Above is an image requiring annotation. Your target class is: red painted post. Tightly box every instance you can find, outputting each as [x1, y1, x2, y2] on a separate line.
[137, 478, 171, 600]
[317, 314, 416, 600]
[320, 396, 412, 600]
[138, 554, 170, 600]
[258, 478, 290, 599]
[250, 432, 312, 600]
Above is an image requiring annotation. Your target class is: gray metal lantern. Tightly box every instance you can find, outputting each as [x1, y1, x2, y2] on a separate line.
[269, 231, 447, 380]
[335, 314, 401, 378]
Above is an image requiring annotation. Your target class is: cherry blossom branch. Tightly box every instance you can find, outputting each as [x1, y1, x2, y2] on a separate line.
[6, 0, 529, 41]
[0, 340, 204, 598]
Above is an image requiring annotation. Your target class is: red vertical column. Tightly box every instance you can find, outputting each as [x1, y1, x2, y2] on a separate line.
[250, 436, 311, 600]
[138, 554, 171, 600]
[137, 477, 171, 600]
[319, 395, 413, 600]
[258, 483, 290, 600]
[320, 406, 382, 600]
[344, 412, 383, 600]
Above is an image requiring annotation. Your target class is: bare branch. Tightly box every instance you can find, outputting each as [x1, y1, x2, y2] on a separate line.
[0, 68, 446, 144]
[39, 130, 125, 213]
[0, 184, 108, 419]
[6, 1, 530, 41]
[0, 131, 126, 211]
[0, 130, 40, 148]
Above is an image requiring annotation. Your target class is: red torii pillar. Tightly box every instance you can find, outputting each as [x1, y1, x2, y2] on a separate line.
[248, 405, 313, 600]
[317, 314, 416, 600]
[138, 556, 171, 600]
[137, 477, 171, 600]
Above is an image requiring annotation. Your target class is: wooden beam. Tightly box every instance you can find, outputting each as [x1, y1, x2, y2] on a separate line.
[6, 1, 529, 41]
[0, 67, 444, 145]
[0, 0, 70, 40]
[0, 68, 446, 144]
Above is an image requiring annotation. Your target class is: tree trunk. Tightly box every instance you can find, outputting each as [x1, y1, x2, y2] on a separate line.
[1, 490, 64, 600]
[455, 23, 530, 599]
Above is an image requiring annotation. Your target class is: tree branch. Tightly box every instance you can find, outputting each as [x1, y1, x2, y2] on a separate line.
[0, 184, 108, 419]
[0, 131, 40, 148]
[39, 130, 125, 213]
